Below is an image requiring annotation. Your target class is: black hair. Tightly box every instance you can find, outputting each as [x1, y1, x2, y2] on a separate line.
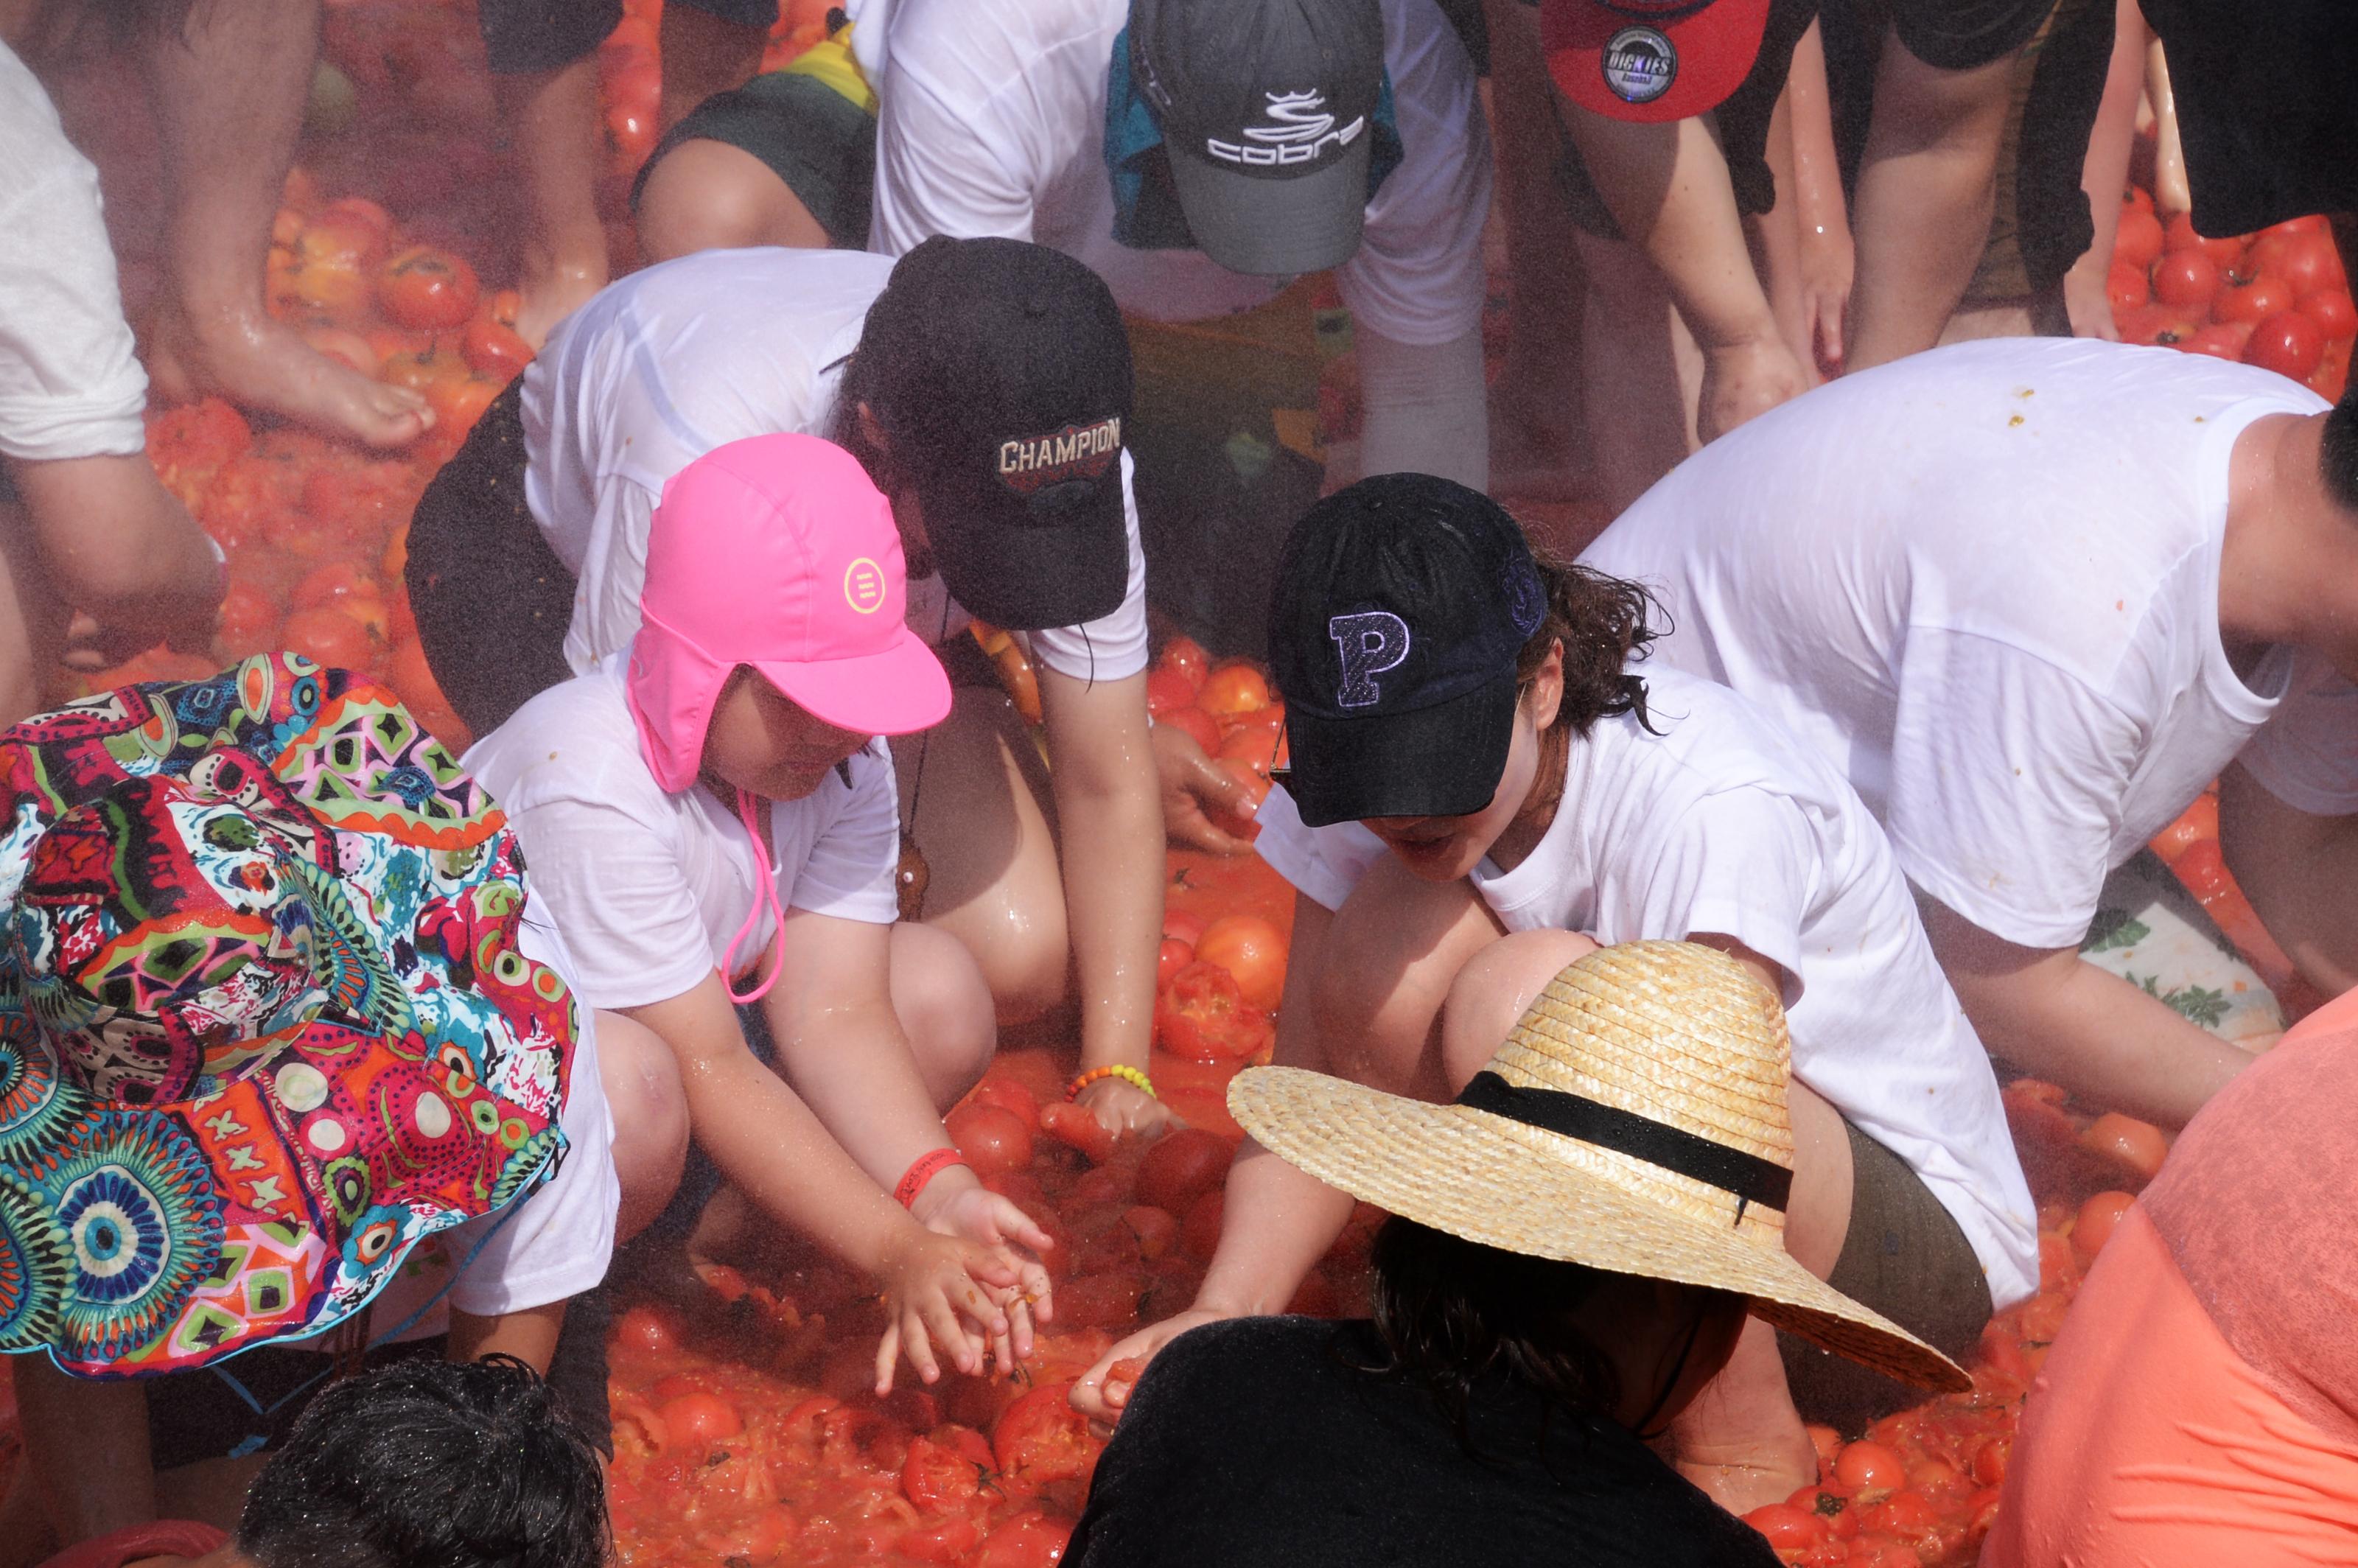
[236, 1356, 609, 1568]
[2323, 381, 2358, 514]
[827, 351, 906, 497]
[1513, 547, 1662, 741]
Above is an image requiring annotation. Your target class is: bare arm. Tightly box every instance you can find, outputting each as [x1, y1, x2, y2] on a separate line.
[1556, 103, 1808, 442]
[447, 1299, 566, 1373]
[1783, 19, 1853, 373]
[7, 452, 221, 650]
[1071, 897, 1357, 1420]
[1040, 666, 1174, 1136]
[1923, 897, 2250, 1127]
[2219, 761, 2358, 997]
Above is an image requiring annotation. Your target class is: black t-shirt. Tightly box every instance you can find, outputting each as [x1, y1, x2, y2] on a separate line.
[1065, 1317, 1782, 1568]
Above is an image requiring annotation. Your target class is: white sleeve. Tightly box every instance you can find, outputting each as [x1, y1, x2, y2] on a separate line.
[0, 58, 147, 463]
[1333, 0, 1491, 348]
[1027, 452, 1152, 683]
[785, 745, 902, 924]
[506, 792, 719, 1011]
[2237, 651, 2358, 817]
[1886, 629, 2135, 950]
[447, 916, 618, 1317]
[1354, 325, 1488, 491]
[1252, 783, 1390, 912]
[1625, 788, 1813, 1011]
[867, 51, 1038, 253]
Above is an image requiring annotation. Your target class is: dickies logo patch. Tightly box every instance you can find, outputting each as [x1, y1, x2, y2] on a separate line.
[996, 417, 1123, 497]
[1600, 27, 1676, 105]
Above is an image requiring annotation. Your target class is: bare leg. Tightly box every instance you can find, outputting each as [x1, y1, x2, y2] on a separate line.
[141, 0, 432, 447]
[658, 2, 766, 129]
[17, 1356, 155, 1548]
[1480, 0, 1594, 501]
[1311, 856, 1504, 1100]
[892, 688, 1070, 1028]
[1749, 84, 1816, 382]
[594, 1007, 691, 1243]
[496, 57, 611, 348]
[634, 138, 832, 261]
[0, 510, 62, 725]
[1570, 229, 1693, 516]
[2051, 0, 2147, 340]
[887, 921, 998, 1110]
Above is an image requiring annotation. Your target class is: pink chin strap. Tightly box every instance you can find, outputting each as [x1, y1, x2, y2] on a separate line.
[722, 786, 787, 1004]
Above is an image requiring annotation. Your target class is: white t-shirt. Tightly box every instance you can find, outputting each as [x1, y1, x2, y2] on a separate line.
[0, 42, 148, 463]
[1255, 666, 2040, 1309]
[522, 246, 1150, 685]
[863, 0, 1490, 349]
[1583, 338, 2343, 951]
[463, 652, 902, 1012]
[373, 903, 620, 1339]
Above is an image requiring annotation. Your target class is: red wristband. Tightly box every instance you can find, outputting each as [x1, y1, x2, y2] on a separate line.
[895, 1147, 967, 1209]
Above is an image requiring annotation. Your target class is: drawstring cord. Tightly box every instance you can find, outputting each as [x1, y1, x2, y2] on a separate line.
[724, 785, 788, 1004]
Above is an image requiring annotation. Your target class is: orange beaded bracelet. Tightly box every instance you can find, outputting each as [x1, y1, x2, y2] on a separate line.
[894, 1147, 967, 1208]
[1068, 1064, 1156, 1101]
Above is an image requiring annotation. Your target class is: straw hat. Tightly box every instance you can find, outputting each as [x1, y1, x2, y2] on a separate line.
[1228, 939, 1970, 1392]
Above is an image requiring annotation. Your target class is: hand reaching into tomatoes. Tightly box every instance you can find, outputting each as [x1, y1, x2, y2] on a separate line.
[1068, 1306, 1235, 1427]
[907, 1178, 1057, 1373]
[1150, 722, 1256, 854]
[1074, 1074, 1182, 1140]
[870, 1222, 1021, 1395]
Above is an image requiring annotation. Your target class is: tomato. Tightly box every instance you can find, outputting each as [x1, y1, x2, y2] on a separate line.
[2301, 287, 2357, 340]
[377, 245, 481, 330]
[2212, 268, 2295, 325]
[992, 1383, 1099, 1487]
[2169, 834, 2234, 905]
[2037, 1231, 2078, 1295]
[1158, 704, 1221, 752]
[901, 1425, 995, 1511]
[1054, 1270, 1147, 1329]
[2115, 304, 2200, 348]
[1156, 960, 1275, 1062]
[2163, 211, 2245, 268]
[1180, 1187, 1224, 1259]
[657, 1390, 743, 1449]
[1121, 1203, 1177, 1260]
[1832, 1440, 1908, 1494]
[292, 559, 382, 611]
[282, 606, 377, 671]
[2112, 206, 2164, 270]
[898, 1517, 984, 1563]
[1163, 910, 1208, 947]
[2103, 262, 2149, 314]
[1146, 666, 1197, 716]
[2253, 230, 2345, 297]
[1136, 1127, 1232, 1215]
[1215, 724, 1278, 777]
[1745, 1502, 1832, 1550]
[216, 581, 281, 661]
[1968, 1433, 2013, 1488]
[946, 1102, 1035, 1180]
[1038, 1100, 1119, 1165]
[1844, 1540, 1922, 1568]
[1156, 635, 1210, 690]
[1857, 1490, 1944, 1549]
[461, 312, 534, 380]
[974, 1511, 1074, 1568]
[1198, 662, 1271, 717]
[1157, 934, 1196, 989]
[2121, 183, 2152, 218]
[1193, 914, 1289, 1012]
[425, 372, 503, 437]
[612, 1305, 680, 1355]
[2080, 1113, 2168, 1182]
[2244, 309, 2326, 379]
[2179, 323, 2250, 360]
[2149, 248, 2221, 311]
[1788, 1485, 1860, 1541]
[965, 1075, 1042, 1129]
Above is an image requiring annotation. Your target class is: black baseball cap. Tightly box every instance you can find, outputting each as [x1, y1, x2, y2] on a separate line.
[856, 237, 1133, 632]
[1130, 0, 1386, 276]
[1267, 473, 1548, 827]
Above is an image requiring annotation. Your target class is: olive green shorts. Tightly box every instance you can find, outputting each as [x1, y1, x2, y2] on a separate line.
[634, 69, 878, 248]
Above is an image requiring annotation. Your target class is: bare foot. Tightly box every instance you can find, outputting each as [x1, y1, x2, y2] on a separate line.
[513, 253, 606, 349]
[1675, 1435, 1820, 1518]
[149, 299, 433, 449]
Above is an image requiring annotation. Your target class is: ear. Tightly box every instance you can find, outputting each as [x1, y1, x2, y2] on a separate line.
[856, 401, 890, 457]
[1524, 639, 1566, 730]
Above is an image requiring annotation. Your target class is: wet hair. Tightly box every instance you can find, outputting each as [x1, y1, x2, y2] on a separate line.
[236, 1356, 609, 1568]
[1514, 546, 1662, 740]
[2323, 382, 2358, 514]
[827, 351, 906, 497]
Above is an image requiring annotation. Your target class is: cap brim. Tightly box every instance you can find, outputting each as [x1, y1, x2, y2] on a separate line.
[1231, 1065, 1971, 1393]
[918, 466, 1130, 633]
[1544, 0, 1771, 123]
[1165, 137, 1370, 277]
[755, 628, 952, 738]
[1282, 673, 1517, 828]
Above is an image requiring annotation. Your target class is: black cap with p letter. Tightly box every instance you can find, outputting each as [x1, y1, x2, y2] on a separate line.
[1267, 473, 1547, 827]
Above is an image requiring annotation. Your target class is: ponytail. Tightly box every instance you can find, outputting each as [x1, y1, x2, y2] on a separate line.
[1515, 548, 1662, 738]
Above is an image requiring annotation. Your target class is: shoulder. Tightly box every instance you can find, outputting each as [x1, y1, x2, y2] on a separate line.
[465, 665, 660, 822]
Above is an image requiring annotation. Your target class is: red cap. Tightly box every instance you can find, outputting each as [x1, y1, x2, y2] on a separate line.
[1542, 0, 1771, 124]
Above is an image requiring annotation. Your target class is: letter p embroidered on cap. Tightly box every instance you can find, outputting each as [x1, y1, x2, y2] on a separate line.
[1329, 610, 1410, 708]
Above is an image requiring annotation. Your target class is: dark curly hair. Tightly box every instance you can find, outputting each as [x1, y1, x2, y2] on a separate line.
[2322, 380, 2358, 514]
[1511, 541, 1663, 741]
[237, 1356, 609, 1568]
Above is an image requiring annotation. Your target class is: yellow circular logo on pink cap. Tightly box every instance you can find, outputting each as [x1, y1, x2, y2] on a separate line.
[844, 556, 887, 615]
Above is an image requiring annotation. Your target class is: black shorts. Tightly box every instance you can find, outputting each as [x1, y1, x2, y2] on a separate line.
[2142, 0, 2358, 238]
[1552, 0, 1822, 239]
[1777, 1119, 1995, 1433]
[405, 380, 578, 738]
[636, 69, 880, 248]
[145, 1337, 445, 1471]
[476, 0, 779, 75]
[1886, 0, 2057, 71]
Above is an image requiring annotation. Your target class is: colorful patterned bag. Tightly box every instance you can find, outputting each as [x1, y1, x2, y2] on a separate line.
[0, 654, 578, 1378]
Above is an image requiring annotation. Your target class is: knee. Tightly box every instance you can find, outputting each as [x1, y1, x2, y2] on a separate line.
[1437, 929, 1600, 1092]
[593, 1009, 689, 1237]
[891, 923, 999, 1109]
[973, 920, 1069, 1028]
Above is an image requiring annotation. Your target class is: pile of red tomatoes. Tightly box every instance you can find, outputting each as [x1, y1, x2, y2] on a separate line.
[2110, 193, 2352, 398]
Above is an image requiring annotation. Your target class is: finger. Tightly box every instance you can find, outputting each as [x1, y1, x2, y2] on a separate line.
[922, 1290, 980, 1376]
[1068, 1365, 1114, 1420]
[997, 1203, 1057, 1256]
[1024, 1259, 1054, 1329]
[875, 1320, 900, 1398]
[906, 1301, 951, 1383]
[1188, 756, 1250, 811]
[963, 1244, 1024, 1291]
[1173, 815, 1250, 855]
